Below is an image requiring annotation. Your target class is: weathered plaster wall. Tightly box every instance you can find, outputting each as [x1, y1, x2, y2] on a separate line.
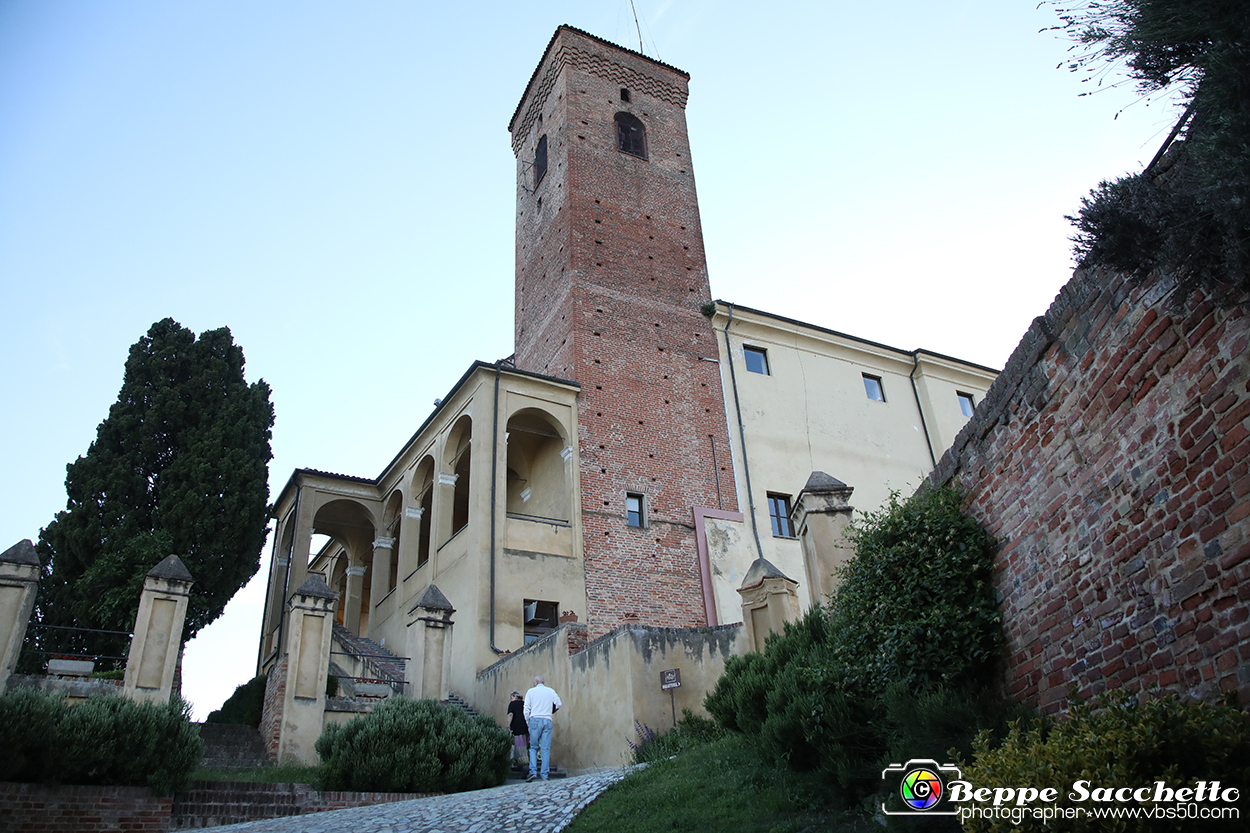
[472, 622, 746, 772]
[930, 267, 1250, 712]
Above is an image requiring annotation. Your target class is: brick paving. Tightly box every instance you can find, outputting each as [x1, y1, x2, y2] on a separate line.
[201, 769, 634, 832]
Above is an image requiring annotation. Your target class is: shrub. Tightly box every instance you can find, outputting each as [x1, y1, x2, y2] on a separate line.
[705, 486, 1008, 811]
[960, 690, 1250, 832]
[206, 674, 267, 726]
[316, 698, 511, 793]
[833, 486, 1001, 696]
[0, 688, 62, 783]
[628, 709, 727, 764]
[0, 688, 203, 794]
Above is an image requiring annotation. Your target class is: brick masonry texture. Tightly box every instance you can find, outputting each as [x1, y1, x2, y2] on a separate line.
[170, 781, 435, 828]
[0, 782, 172, 833]
[257, 657, 286, 763]
[511, 28, 739, 638]
[930, 266, 1250, 712]
[0, 780, 436, 831]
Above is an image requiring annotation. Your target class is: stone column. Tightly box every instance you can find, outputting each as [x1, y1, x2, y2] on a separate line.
[791, 472, 856, 605]
[365, 536, 395, 637]
[278, 575, 338, 765]
[0, 540, 40, 696]
[285, 497, 317, 613]
[405, 585, 454, 701]
[124, 555, 193, 704]
[737, 558, 801, 653]
[343, 564, 367, 636]
[259, 553, 290, 664]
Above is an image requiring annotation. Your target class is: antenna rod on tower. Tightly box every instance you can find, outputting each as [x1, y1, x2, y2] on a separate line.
[629, 0, 644, 53]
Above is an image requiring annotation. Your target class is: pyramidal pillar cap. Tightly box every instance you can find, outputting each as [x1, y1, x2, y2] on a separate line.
[738, 557, 798, 592]
[147, 554, 193, 583]
[1, 540, 39, 566]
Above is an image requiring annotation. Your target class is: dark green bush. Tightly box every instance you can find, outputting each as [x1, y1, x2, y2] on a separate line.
[315, 698, 511, 793]
[205, 673, 267, 726]
[833, 486, 1001, 696]
[0, 687, 62, 783]
[0, 688, 203, 794]
[705, 486, 1008, 812]
[961, 690, 1250, 832]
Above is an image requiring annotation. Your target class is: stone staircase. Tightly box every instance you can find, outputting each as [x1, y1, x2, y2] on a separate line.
[196, 723, 271, 771]
[444, 692, 480, 717]
[330, 623, 407, 694]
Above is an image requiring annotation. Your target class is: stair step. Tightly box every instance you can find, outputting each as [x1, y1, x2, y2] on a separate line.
[331, 623, 406, 684]
[197, 723, 271, 770]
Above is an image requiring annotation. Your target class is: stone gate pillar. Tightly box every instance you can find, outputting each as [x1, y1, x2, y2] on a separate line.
[792, 472, 856, 604]
[365, 536, 394, 637]
[277, 575, 338, 765]
[0, 540, 40, 696]
[405, 585, 454, 700]
[123, 555, 193, 703]
[737, 558, 800, 653]
[342, 564, 366, 635]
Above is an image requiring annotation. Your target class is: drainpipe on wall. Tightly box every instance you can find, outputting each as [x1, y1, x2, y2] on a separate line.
[488, 361, 505, 654]
[274, 485, 300, 667]
[255, 518, 280, 676]
[909, 353, 938, 469]
[722, 304, 766, 562]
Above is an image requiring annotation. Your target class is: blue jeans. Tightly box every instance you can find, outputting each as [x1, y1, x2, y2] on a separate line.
[527, 717, 552, 779]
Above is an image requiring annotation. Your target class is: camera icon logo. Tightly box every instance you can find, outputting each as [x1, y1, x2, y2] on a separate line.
[881, 759, 962, 816]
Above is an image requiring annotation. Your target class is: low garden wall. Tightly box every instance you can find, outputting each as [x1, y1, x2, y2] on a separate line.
[0, 780, 437, 831]
[473, 621, 747, 771]
[0, 782, 171, 833]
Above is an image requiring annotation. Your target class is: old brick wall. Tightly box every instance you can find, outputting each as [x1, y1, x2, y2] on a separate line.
[169, 781, 434, 828]
[930, 267, 1249, 713]
[510, 27, 739, 637]
[0, 782, 172, 832]
[257, 657, 286, 762]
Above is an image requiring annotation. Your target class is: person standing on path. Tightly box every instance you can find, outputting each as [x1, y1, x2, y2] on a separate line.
[507, 691, 529, 768]
[523, 675, 562, 782]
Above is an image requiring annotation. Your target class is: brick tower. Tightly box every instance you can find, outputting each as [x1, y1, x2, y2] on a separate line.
[509, 26, 739, 636]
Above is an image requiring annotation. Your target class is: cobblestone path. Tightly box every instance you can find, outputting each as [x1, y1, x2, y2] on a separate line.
[204, 769, 632, 833]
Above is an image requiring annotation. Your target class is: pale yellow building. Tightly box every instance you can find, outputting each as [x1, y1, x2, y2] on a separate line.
[253, 26, 996, 770]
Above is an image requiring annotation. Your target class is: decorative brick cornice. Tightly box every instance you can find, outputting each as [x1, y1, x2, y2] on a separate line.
[511, 41, 689, 155]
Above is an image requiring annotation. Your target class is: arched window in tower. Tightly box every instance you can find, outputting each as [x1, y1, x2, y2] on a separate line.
[535, 134, 548, 186]
[615, 112, 646, 159]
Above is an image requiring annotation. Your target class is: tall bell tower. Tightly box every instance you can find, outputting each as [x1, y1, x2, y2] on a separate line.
[510, 27, 739, 635]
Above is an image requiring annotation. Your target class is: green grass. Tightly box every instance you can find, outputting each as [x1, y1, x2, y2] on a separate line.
[566, 734, 874, 833]
[189, 763, 322, 784]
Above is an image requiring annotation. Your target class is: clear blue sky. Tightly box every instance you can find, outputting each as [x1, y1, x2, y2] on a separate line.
[0, 1, 1179, 718]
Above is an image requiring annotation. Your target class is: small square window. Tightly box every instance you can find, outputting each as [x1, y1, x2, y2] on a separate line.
[767, 494, 794, 538]
[744, 346, 769, 375]
[626, 493, 645, 527]
[957, 392, 976, 418]
[620, 88, 631, 102]
[863, 374, 885, 402]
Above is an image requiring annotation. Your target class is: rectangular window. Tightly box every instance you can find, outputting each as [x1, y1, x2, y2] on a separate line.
[863, 374, 885, 402]
[767, 494, 794, 538]
[523, 599, 559, 645]
[744, 345, 769, 375]
[534, 134, 548, 186]
[626, 493, 645, 527]
[957, 392, 976, 417]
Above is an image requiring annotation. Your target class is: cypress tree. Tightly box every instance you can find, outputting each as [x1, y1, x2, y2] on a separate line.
[29, 318, 274, 668]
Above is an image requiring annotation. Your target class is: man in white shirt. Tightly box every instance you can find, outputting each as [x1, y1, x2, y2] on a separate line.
[523, 675, 562, 781]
